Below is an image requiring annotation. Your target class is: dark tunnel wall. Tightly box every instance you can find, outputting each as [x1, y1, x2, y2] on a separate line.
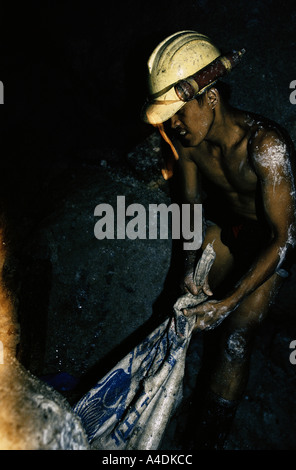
[2, 1, 296, 349]
[2, 0, 296, 357]
[4, 0, 296, 174]
[2, 0, 296, 235]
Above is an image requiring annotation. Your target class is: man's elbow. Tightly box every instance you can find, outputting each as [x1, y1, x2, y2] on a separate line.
[275, 227, 296, 277]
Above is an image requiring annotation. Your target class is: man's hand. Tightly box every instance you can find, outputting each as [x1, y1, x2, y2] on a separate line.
[183, 297, 237, 331]
[182, 271, 213, 297]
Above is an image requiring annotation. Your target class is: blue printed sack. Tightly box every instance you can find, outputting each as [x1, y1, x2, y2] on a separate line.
[73, 244, 215, 450]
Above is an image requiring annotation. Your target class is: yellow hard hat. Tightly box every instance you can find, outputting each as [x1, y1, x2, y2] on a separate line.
[142, 31, 221, 125]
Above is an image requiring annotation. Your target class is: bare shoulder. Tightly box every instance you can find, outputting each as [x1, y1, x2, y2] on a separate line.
[174, 138, 207, 163]
[247, 114, 295, 177]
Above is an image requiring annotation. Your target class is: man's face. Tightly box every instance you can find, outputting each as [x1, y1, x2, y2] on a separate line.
[169, 96, 214, 147]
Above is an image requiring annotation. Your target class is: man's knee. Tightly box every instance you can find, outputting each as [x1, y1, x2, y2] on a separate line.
[223, 328, 253, 363]
[221, 282, 278, 363]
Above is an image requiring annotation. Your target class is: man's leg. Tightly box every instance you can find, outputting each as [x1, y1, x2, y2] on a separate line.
[185, 224, 283, 449]
[190, 271, 283, 450]
[201, 224, 235, 288]
[181, 223, 236, 449]
[208, 272, 283, 401]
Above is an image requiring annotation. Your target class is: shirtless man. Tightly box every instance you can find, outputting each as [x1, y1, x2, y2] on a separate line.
[142, 31, 296, 449]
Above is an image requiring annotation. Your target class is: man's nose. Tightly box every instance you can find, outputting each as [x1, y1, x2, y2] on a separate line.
[170, 114, 181, 129]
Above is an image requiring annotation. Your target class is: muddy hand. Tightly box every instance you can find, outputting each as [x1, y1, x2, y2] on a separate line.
[183, 272, 213, 297]
[183, 299, 233, 331]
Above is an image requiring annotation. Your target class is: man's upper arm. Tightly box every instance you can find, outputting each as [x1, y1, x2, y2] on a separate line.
[175, 143, 202, 204]
[249, 129, 296, 244]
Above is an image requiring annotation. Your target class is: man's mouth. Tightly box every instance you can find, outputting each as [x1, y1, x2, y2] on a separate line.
[175, 127, 187, 137]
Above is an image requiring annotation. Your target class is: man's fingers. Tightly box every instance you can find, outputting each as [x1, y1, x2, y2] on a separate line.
[183, 305, 203, 317]
[202, 275, 213, 296]
[183, 300, 218, 318]
[183, 283, 201, 296]
[203, 286, 213, 296]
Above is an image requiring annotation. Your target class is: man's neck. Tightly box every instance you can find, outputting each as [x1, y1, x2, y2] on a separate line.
[205, 105, 245, 154]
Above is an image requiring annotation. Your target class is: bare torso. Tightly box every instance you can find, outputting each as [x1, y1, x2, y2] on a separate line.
[167, 95, 296, 336]
[180, 109, 295, 220]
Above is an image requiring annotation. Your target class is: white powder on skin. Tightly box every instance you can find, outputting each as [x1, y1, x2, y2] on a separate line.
[278, 245, 287, 264]
[277, 224, 296, 276]
[252, 132, 296, 275]
[278, 224, 296, 257]
[253, 138, 292, 187]
[287, 223, 296, 246]
[226, 332, 247, 360]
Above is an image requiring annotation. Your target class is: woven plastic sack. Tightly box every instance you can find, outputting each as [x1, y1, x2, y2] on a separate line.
[73, 243, 216, 450]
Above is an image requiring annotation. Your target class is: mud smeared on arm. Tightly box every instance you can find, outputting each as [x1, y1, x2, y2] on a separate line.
[232, 127, 296, 298]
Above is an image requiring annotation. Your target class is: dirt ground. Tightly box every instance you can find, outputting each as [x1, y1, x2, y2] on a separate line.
[3, 0, 296, 451]
[16, 135, 296, 450]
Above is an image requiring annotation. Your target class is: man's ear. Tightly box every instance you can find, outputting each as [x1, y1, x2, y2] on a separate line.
[207, 88, 219, 109]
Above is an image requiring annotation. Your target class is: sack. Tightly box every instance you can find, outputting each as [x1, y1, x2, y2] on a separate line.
[73, 244, 216, 450]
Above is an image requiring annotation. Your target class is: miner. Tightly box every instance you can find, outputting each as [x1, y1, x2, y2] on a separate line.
[142, 31, 296, 449]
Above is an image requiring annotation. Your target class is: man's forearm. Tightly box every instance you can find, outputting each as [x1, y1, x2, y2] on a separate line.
[226, 240, 288, 307]
[182, 201, 204, 272]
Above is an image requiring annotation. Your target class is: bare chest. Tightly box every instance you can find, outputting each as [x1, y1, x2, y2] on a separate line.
[194, 143, 258, 194]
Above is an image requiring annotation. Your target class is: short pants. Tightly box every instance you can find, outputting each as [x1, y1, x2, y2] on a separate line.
[205, 212, 272, 275]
